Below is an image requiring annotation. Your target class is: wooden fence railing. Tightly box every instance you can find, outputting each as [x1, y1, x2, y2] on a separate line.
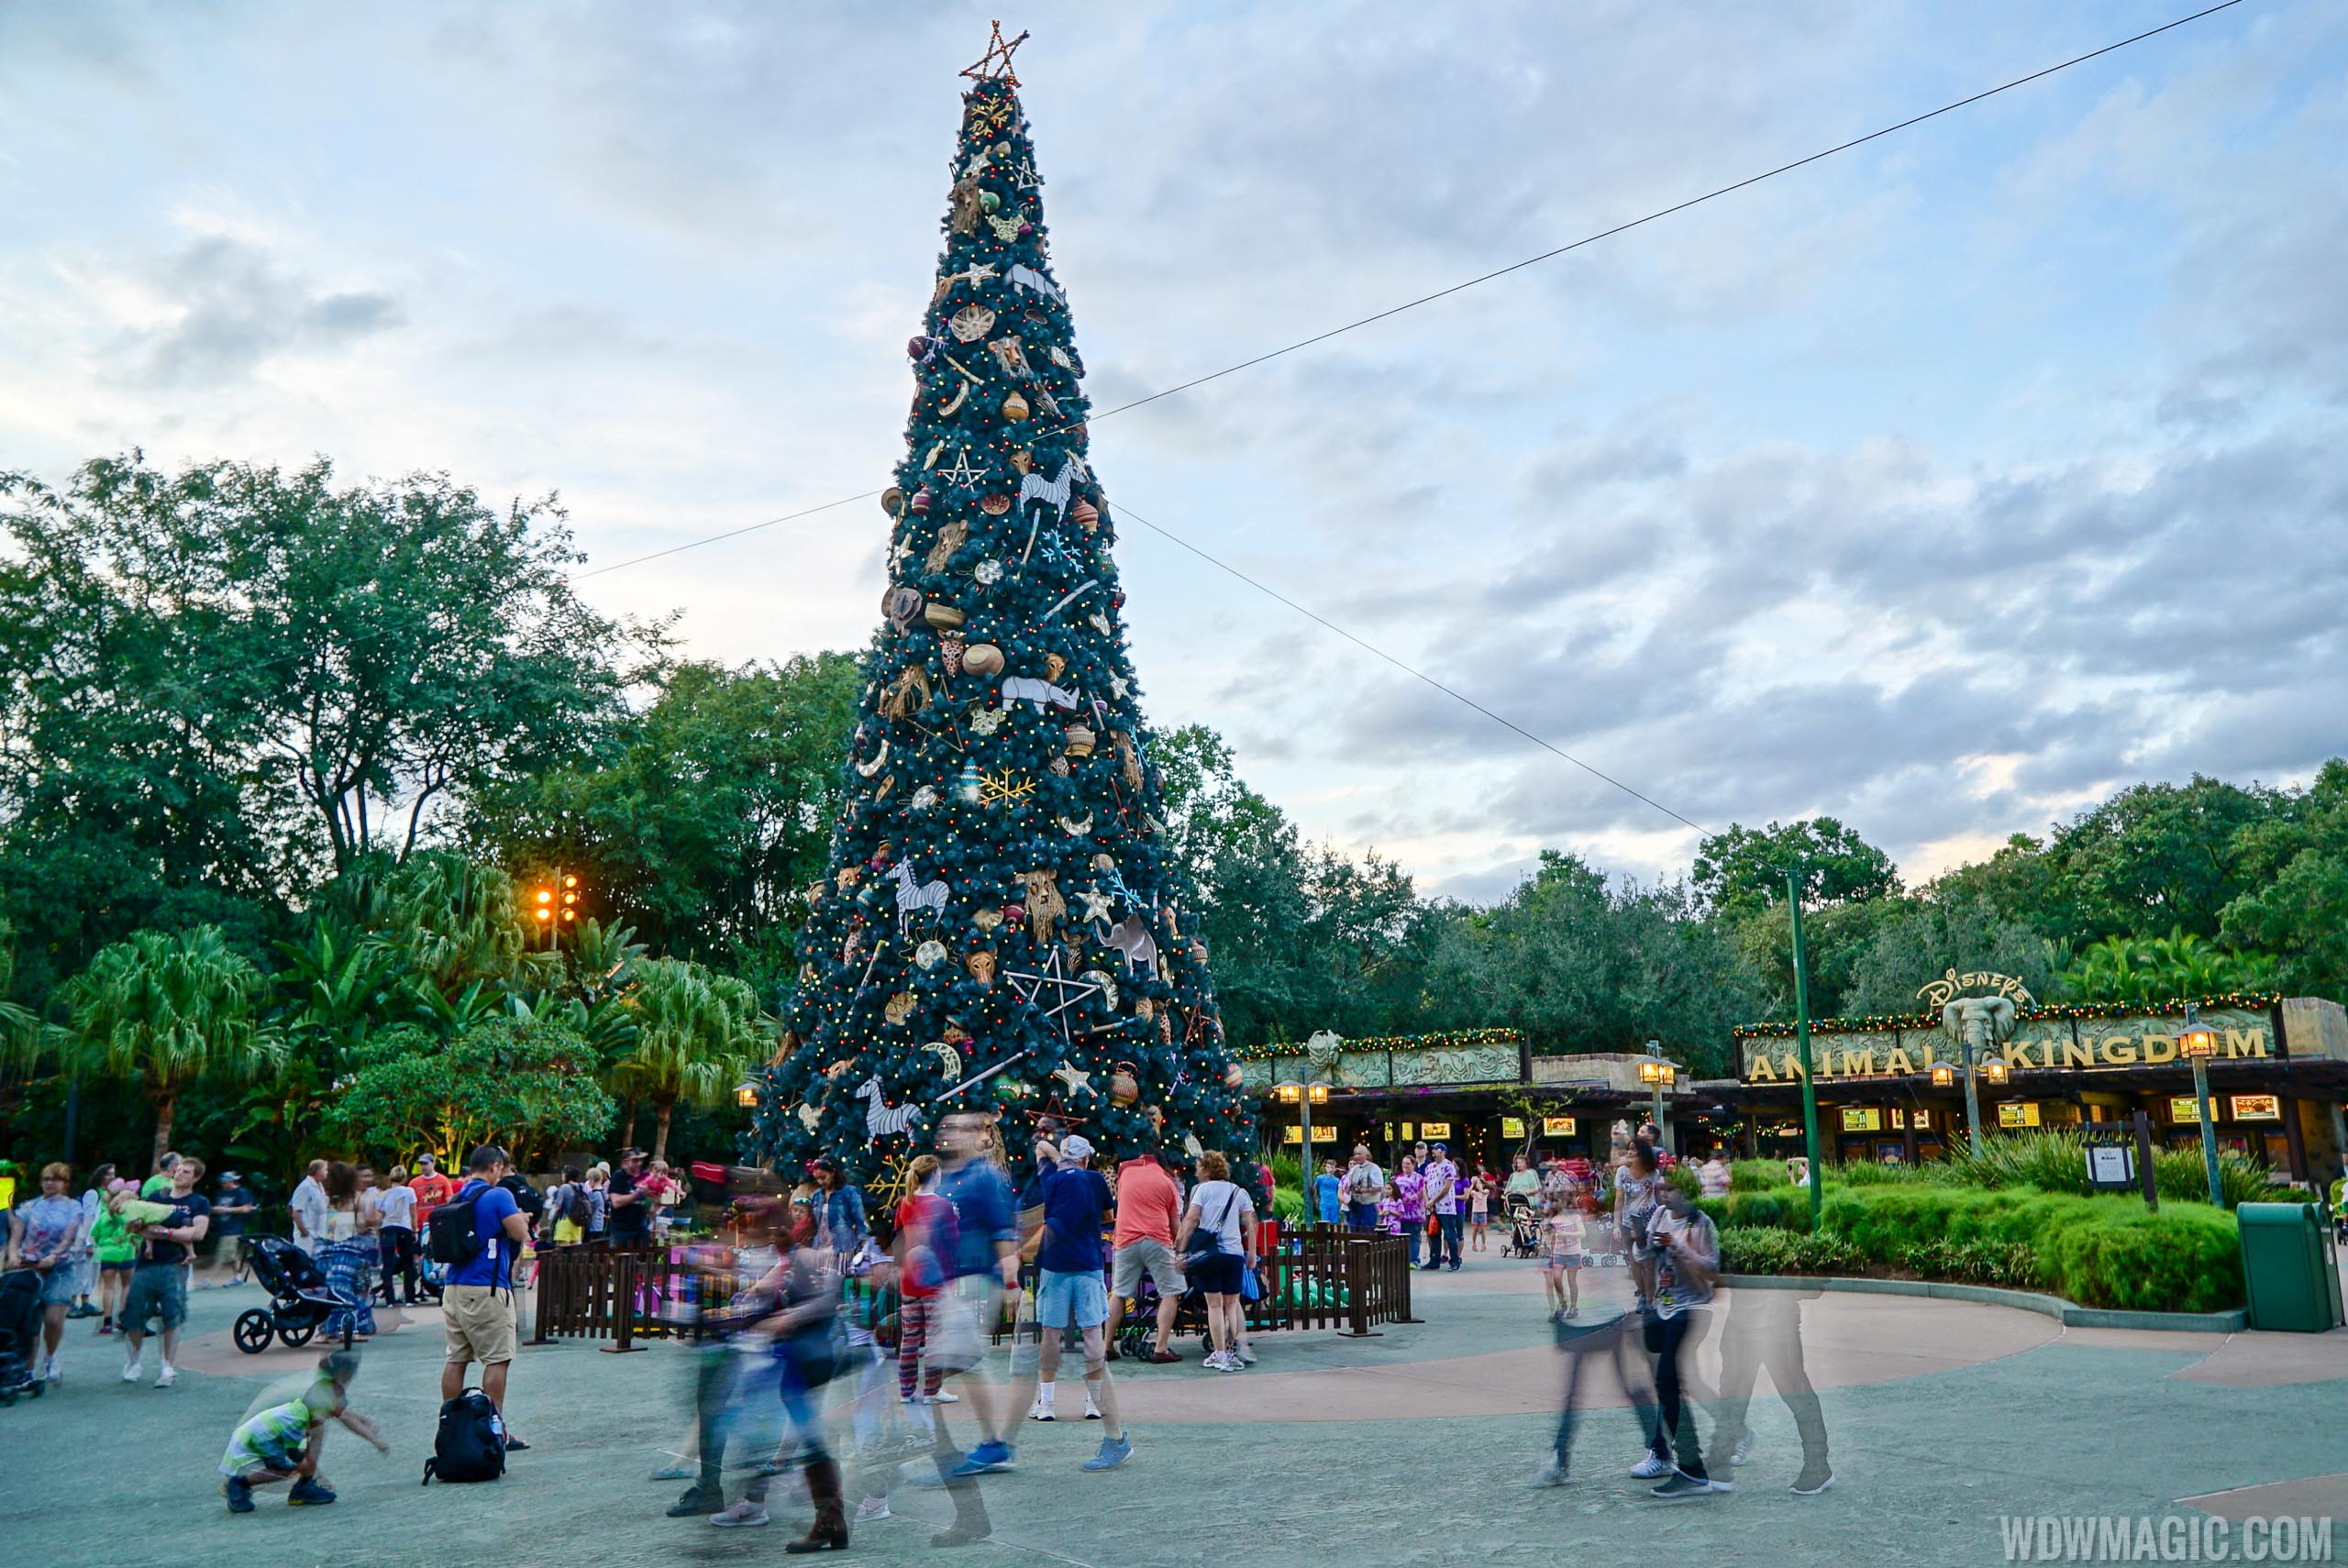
[531, 1229, 1421, 1353]
[529, 1244, 749, 1353]
[1248, 1227, 1417, 1335]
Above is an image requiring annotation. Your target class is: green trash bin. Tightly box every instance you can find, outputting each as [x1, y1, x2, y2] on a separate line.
[2237, 1202, 2345, 1332]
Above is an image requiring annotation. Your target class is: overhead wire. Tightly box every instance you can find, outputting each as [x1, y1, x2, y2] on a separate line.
[1113, 500, 1713, 836]
[575, 0, 2243, 580]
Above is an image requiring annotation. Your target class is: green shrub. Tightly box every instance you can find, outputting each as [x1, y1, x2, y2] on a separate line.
[1663, 1164, 1701, 1200]
[1725, 1189, 1803, 1232]
[1730, 1159, 1788, 1193]
[1837, 1160, 1944, 1187]
[2151, 1146, 2290, 1209]
[1721, 1226, 1862, 1275]
[1944, 1130, 2094, 1194]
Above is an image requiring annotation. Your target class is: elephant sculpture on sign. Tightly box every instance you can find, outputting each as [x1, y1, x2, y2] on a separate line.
[1941, 995, 2019, 1055]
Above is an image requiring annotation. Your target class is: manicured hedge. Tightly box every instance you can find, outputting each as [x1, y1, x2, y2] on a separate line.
[1703, 1183, 2243, 1314]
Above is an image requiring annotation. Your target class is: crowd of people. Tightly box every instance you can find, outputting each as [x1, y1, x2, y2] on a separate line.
[637, 1117, 1279, 1550]
[0, 1143, 691, 1380]
[5, 1119, 1829, 1529]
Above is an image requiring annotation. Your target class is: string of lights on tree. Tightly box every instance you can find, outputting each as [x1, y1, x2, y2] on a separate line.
[1231, 1027, 1524, 1063]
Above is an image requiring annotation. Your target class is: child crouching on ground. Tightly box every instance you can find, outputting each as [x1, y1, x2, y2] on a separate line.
[219, 1352, 388, 1512]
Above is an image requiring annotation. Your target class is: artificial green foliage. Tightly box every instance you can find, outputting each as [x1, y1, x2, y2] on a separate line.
[750, 69, 1252, 1189]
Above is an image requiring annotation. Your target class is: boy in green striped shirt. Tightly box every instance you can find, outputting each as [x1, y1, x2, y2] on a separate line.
[219, 1353, 387, 1512]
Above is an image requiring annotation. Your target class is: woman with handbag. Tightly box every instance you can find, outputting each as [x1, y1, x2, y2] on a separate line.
[1176, 1151, 1257, 1374]
[710, 1203, 850, 1550]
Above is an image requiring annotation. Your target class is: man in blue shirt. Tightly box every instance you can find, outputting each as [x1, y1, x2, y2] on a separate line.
[1028, 1136, 1129, 1469]
[1314, 1158, 1343, 1227]
[931, 1114, 1019, 1470]
[438, 1145, 531, 1450]
[923, 1112, 1020, 1545]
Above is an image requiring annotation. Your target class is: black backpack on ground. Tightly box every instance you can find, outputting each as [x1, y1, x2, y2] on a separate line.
[422, 1387, 506, 1485]
[426, 1185, 486, 1267]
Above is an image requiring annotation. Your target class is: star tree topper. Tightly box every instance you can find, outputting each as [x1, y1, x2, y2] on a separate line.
[961, 19, 1028, 87]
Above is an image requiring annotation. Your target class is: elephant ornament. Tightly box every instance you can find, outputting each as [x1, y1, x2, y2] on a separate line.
[1941, 995, 2019, 1058]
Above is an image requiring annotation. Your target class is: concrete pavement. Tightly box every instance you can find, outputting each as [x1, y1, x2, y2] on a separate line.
[5, 1253, 2342, 1567]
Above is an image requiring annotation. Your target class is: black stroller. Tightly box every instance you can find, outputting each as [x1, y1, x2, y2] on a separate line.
[1503, 1197, 1543, 1260]
[0, 1269, 44, 1405]
[232, 1235, 359, 1353]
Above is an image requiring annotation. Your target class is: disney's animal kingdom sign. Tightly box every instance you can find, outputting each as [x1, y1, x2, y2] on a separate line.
[1740, 1006, 2276, 1083]
[1916, 969, 2035, 1010]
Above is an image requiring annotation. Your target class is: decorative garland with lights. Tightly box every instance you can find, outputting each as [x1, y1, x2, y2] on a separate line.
[1733, 992, 2283, 1040]
[1234, 1027, 1523, 1063]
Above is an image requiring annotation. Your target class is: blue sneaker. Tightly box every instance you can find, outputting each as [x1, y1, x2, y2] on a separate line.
[287, 1477, 337, 1506]
[1082, 1433, 1133, 1472]
[948, 1440, 1014, 1477]
[222, 1477, 255, 1514]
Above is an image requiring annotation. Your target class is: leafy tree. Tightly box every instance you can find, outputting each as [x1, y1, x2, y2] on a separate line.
[2045, 774, 2278, 941]
[616, 957, 763, 1162]
[1692, 818, 1901, 917]
[1728, 896, 1901, 1023]
[0, 455, 662, 1002]
[322, 1016, 614, 1167]
[61, 925, 279, 1172]
[1427, 853, 1766, 1075]
[1922, 834, 2087, 945]
[2223, 852, 2348, 1002]
[469, 655, 859, 965]
[2219, 759, 2348, 1002]
[1841, 892, 2067, 1015]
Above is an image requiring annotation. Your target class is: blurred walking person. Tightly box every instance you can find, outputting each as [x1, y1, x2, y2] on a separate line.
[1713, 1280, 1833, 1495]
[1641, 1184, 1724, 1500]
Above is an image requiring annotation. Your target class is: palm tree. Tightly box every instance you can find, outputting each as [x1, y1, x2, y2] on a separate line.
[61, 926, 282, 1173]
[2062, 927, 2278, 1006]
[0, 919, 48, 1075]
[615, 957, 762, 1162]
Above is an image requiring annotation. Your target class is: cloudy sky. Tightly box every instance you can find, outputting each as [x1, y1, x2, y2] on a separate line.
[3, 1, 2341, 901]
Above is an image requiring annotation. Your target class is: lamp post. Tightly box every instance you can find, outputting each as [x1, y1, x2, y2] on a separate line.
[533, 870, 581, 953]
[1638, 1053, 1678, 1153]
[1276, 1079, 1329, 1195]
[735, 1080, 760, 1110]
[1931, 1043, 2006, 1150]
[1786, 869, 1823, 1232]
[2179, 1003, 2223, 1207]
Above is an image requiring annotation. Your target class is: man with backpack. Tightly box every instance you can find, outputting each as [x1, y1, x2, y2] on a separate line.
[432, 1144, 531, 1457]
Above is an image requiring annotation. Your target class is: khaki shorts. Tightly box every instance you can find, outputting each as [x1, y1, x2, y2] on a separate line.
[1111, 1237, 1186, 1298]
[442, 1284, 517, 1366]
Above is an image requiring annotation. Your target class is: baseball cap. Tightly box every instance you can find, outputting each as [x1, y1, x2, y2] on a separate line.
[1059, 1134, 1094, 1162]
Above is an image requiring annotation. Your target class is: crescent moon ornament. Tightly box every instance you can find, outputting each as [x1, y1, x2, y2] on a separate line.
[856, 738, 892, 778]
[925, 1040, 965, 1080]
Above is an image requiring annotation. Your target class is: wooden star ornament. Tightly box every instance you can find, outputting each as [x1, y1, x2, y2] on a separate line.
[961, 20, 1028, 87]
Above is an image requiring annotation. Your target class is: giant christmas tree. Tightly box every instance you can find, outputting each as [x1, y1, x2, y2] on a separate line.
[750, 28, 1255, 1207]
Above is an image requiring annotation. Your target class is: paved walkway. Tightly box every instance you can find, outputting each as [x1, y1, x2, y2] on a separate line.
[7, 1255, 2345, 1567]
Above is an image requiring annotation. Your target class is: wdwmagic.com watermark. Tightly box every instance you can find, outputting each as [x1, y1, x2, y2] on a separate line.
[2000, 1516, 2334, 1562]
